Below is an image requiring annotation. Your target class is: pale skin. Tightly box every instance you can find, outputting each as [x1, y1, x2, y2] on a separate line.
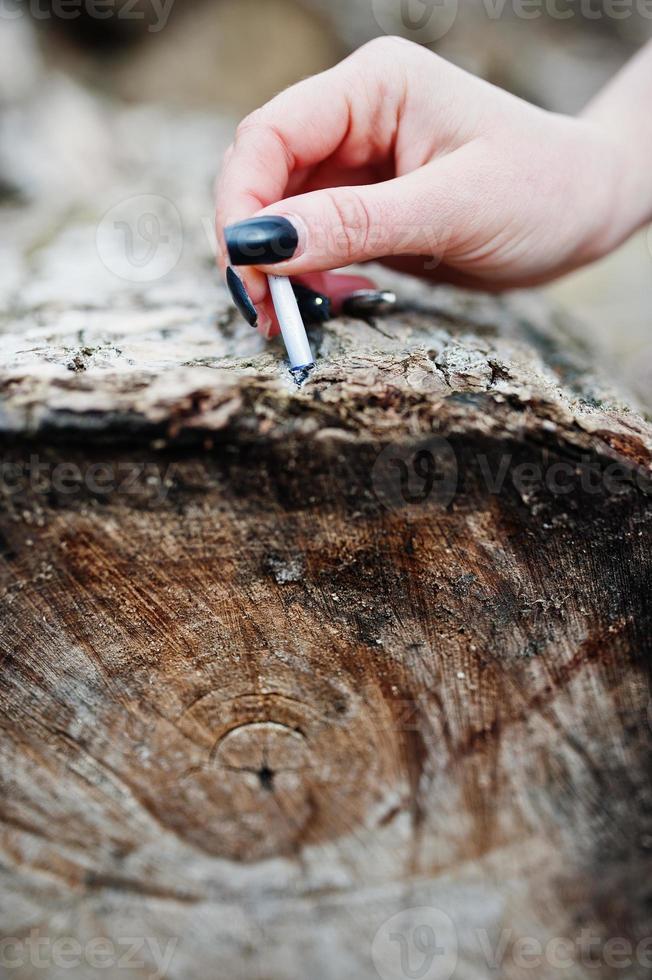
[215, 36, 652, 337]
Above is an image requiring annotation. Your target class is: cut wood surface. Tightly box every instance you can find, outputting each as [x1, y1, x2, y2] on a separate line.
[1, 65, 652, 980]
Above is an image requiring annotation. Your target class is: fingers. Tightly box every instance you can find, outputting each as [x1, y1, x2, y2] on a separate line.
[223, 143, 481, 331]
[225, 149, 475, 275]
[217, 38, 487, 330]
[215, 38, 408, 261]
[378, 256, 507, 291]
[215, 64, 357, 325]
[217, 39, 409, 331]
[216, 71, 349, 240]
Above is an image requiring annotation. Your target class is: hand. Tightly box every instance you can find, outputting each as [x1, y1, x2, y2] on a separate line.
[215, 36, 638, 336]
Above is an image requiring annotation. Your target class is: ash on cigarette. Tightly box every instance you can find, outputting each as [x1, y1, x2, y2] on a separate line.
[290, 363, 315, 388]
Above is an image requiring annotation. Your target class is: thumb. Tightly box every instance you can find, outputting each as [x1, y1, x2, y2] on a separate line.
[225, 165, 460, 275]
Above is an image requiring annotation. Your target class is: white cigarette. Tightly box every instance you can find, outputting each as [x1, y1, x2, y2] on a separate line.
[268, 274, 314, 376]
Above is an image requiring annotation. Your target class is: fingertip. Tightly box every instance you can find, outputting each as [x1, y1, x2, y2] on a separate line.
[255, 297, 279, 339]
[225, 212, 306, 273]
[224, 264, 274, 333]
[216, 245, 227, 274]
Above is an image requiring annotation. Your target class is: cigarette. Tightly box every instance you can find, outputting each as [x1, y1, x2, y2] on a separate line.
[268, 274, 314, 381]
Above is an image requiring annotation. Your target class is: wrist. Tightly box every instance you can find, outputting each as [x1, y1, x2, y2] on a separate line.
[578, 40, 652, 253]
[577, 116, 652, 261]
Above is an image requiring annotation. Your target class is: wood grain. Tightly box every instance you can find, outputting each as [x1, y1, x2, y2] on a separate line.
[1, 280, 651, 979]
[1, 65, 651, 979]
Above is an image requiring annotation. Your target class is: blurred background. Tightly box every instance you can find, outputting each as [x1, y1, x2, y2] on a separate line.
[1, 0, 650, 405]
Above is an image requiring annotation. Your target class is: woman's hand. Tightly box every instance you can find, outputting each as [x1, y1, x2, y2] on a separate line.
[215, 36, 646, 336]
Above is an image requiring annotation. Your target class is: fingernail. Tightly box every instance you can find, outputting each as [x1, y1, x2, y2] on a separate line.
[226, 266, 258, 327]
[225, 216, 299, 266]
[292, 283, 331, 324]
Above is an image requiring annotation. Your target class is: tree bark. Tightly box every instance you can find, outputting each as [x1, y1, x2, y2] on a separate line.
[1, 62, 652, 979]
[1, 266, 652, 979]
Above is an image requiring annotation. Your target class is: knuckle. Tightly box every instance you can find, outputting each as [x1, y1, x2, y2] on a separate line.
[234, 113, 294, 173]
[359, 34, 416, 59]
[349, 35, 421, 96]
[234, 110, 266, 142]
[360, 35, 398, 53]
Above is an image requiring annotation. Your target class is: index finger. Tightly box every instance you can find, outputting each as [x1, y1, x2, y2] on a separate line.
[215, 39, 406, 263]
[216, 74, 350, 262]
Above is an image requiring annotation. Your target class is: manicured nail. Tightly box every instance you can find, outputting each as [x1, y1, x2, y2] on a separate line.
[226, 266, 257, 327]
[292, 283, 331, 324]
[225, 216, 299, 266]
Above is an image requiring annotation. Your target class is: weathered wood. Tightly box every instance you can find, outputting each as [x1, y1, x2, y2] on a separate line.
[2, 274, 652, 978]
[1, 60, 652, 980]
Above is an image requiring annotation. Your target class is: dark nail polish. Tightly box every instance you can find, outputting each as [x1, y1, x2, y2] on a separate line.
[342, 289, 397, 318]
[292, 283, 331, 324]
[226, 266, 257, 327]
[225, 216, 298, 266]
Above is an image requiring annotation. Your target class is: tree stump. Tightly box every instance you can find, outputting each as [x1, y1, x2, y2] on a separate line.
[1, 62, 651, 979]
[1, 264, 651, 979]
